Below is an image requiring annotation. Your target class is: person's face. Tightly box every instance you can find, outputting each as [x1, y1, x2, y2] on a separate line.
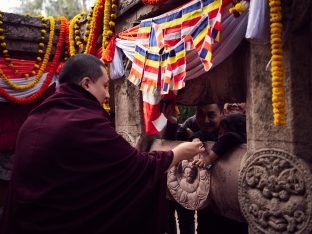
[224, 103, 245, 114]
[185, 167, 195, 183]
[196, 104, 223, 133]
[81, 67, 110, 104]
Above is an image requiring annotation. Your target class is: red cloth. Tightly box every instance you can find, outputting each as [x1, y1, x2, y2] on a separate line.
[102, 35, 117, 63]
[0, 84, 56, 151]
[0, 58, 52, 79]
[0, 83, 173, 234]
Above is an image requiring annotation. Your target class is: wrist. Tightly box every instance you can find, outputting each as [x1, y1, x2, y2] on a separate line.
[167, 118, 177, 124]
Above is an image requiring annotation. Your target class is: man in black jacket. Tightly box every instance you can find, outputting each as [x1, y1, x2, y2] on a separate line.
[163, 103, 248, 234]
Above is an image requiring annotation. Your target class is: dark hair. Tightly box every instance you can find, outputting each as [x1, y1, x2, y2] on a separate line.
[217, 103, 224, 112]
[58, 54, 105, 84]
[220, 113, 246, 141]
[196, 103, 224, 112]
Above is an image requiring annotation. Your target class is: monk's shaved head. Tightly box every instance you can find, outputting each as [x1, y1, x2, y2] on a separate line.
[58, 54, 106, 85]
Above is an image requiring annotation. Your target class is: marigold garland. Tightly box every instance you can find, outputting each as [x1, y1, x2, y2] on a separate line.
[229, 0, 249, 17]
[141, 0, 169, 5]
[103, 66, 110, 112]
[83, 8, 94, 45]
[74, 12, 86, 50]
[0, 16, 55, 91]
[102, 0, 118, 61]
[0, 14, 47, 78]
[85, 0, 104, 55]
[0, 16, 66, 104]
[64, 20, 70, 61]
[103, 102, 110, 112]
[69, 13, 82, 56]
[102, 0, 112, 56]
[269, 0, 286, 125]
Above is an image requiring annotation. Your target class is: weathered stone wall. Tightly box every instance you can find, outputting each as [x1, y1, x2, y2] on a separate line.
[239, 1, 312, 233]
[1, 12, 61, 60]
[113, 64, 144, 147]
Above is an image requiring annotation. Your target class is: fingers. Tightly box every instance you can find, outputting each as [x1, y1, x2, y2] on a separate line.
[191, 140, 205, 154]
[192, 159, 206, 168]
[192, 138, 200, 142]
[191, 139, 202, 148]
[192, 159, 199, 165]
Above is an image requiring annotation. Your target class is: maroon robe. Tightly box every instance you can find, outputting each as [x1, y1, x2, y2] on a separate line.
[0, 85, 55, 151]
[0, 84, 173, 234]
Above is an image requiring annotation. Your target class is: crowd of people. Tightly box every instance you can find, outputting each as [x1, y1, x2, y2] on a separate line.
[162, 102, 247, 234]
[0, 54, 248, 233]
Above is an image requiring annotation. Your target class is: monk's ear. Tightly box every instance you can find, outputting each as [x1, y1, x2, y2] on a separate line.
[80, 77, 92, 90]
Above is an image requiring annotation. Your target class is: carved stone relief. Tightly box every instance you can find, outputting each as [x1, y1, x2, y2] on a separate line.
[117, 130, 136, 146]
[167, 156, 211, 210]
[118, 0, 140, 16]
[238, 149, 312, 234]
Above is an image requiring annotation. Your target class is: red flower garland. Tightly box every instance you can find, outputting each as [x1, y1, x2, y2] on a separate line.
[0, 16, 67, 104]
[65, 20, 71, 58]
[86, 0, 105, 55]
[141, 0, 169, 5]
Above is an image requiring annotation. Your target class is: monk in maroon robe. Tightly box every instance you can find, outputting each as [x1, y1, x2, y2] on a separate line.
[0, 54, 203, 234]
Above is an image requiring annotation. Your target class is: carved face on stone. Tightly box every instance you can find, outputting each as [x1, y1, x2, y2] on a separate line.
[178, 161, 198, 185]
[167, 158, 210, 210]
[248, 187, 305, 232]
[184, 166, 196, 184]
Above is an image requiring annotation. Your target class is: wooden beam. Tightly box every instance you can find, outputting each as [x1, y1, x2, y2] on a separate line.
[1, 12, 61, 60]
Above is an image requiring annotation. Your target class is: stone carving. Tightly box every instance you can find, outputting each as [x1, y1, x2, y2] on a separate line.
[167, 156, 211, 210]
[118, 0, 140, 15]
[238, 149, 312, 234]
[117, 130, 136, 146]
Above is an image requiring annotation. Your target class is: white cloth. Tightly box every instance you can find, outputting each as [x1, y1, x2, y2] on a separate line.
[245, 0, 270, 43]
[109, 47, 125, 80]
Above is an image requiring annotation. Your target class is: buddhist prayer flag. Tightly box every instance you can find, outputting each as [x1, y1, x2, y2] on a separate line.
[163, 41, 186, 93]
[128, 0, 223, 134]
[129, 0, 222, 94]
[140, 51, 160, 94]
[142, 91, 164, 134]
[181, 0, 205, 36]
[128, 45, 146, 86]
[151, 22, 165, 50]
[199, 34, 213, 70]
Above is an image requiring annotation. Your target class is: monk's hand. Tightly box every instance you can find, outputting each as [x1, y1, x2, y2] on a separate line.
[172, 141, 205, 161]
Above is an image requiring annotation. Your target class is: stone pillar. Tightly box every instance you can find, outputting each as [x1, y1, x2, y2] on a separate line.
[113, 75, 144, 148]
[238, 1, 312, 233]
[113, 0, 191, 150]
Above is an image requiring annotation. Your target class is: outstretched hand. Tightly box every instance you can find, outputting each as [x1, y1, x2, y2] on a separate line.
[193, 147, 219, 168]
[193, 158, 208, 168]
[169, 140, 205, 169]
[161, 103, 178, 124]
